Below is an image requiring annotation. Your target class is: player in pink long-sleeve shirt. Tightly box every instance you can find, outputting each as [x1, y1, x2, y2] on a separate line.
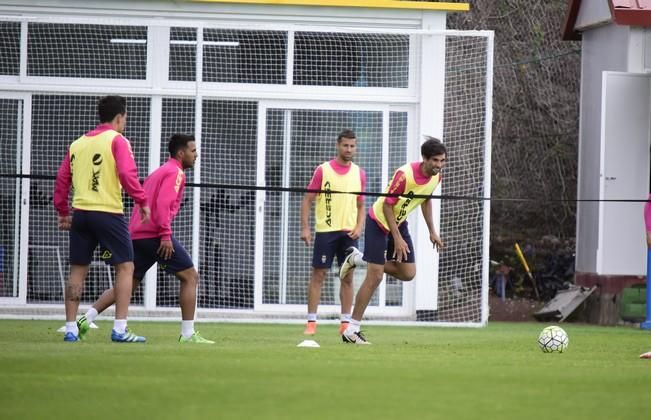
[54, 95, 150, 343]
[78, 134, 214, 344]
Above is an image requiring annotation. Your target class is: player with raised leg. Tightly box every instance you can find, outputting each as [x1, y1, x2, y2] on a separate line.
[77, 134, 214, 344]
[54, 95, 151, 343]
[300, 129, 366, 336]
[340, 137, 446, 344]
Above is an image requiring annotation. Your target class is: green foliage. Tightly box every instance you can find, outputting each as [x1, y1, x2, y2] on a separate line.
[449, 1, 581, 241]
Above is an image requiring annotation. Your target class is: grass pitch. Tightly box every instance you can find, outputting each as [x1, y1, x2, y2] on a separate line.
[0, 320, 649, 420]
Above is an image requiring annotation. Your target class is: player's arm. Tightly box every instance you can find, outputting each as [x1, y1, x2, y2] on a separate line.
[300, 166, 321, 246]
[154, 170, 183, 260]
[348, 169, 366, 240]
[111, 135, 150, 223]
[300, 193, 317, 246]
[420, 199, 443, 251]
[383, 170, 410, 262]
[53, 152, 72, 230]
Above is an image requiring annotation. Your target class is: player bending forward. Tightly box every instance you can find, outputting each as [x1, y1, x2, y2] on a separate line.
[339, 137, 446, 344]
[77, 134, 214, 344]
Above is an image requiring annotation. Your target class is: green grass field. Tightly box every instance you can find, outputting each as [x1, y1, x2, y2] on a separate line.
[1, 320, 650, 420]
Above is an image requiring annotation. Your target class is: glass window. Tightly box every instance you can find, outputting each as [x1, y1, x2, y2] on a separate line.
[0, 22, 20, 75]
[169, 28, 287, 84]
[203, 29, 286, 84]
[28, 23, 147, 79]
[294, 32, 410, 88]
[169, 27, 197, 82]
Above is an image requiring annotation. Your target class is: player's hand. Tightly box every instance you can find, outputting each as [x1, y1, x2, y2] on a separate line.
[157, 239, 174, 260]
[392, 234, 410, 262]
[57, 215, 72, 231]
[139, 206, 151, 224]
[430, 232, 444, 252]
[347, 226, 362, 240]
[300, 227, 312, 246]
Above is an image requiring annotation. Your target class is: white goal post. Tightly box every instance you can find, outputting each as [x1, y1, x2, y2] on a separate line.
[0, 12, 493, 327]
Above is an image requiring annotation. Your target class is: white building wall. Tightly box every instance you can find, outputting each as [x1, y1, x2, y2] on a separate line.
[0, 0, 434, 29]
[576, 24, 629, 273]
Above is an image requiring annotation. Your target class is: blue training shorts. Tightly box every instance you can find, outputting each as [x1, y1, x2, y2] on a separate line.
[132, 236, 195, 280]
[363, 214, 415, 265]
[312, 231, 358, 269]
[69, 210, 133, 265]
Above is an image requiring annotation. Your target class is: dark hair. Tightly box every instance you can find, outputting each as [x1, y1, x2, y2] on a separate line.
[168, 134, 195, 157]
[97, 96, 127, 123]
[421, 136, 447, 159]
[337, 128, 357, 142]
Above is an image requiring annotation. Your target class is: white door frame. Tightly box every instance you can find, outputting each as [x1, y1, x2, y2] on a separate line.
[253, 100, 417, 317]
[0, 92, 31, 304]
[597, 72, 649, 275]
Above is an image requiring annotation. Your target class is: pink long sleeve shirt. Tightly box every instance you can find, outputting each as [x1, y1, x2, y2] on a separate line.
[129, 158, 186, 241]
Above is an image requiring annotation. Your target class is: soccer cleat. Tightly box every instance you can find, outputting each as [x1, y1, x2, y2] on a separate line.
[339, 246, 362, 280]
[111, 328, 146, 343]
[342, 328, 371, 345]
[77, 315, 90, 340]
[640, 352, 651, 359]
[179, 331, 215, 344]
[338, 321, 349, 335]
[303, 321, 317, 335]
[63, 332, 79, 342]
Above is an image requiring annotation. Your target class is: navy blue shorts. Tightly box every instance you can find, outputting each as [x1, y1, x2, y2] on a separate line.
[312, 231, 358, 269]
[363, 214, 415, 265]
[69, 210, 133, 265]
[132, 237, 194, 280]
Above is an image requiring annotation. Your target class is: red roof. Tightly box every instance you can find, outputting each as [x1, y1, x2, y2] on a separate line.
[563, 0, 651, 40]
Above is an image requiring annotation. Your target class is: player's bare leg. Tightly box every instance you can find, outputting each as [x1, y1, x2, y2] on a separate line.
[177, 267, 213, 343]
[342, 262, 384, 344]
[339, 270, 354, 334]
[113, 261, 134, 322]
[305, 268, 328, 335]
[63, 264, 89, 341]
[110, 261, 145, 342]
[177, 267, 198, 321]
[77, 278, 139, 340]
[65, 265, 89, 322]
[384, 261, 416, 282]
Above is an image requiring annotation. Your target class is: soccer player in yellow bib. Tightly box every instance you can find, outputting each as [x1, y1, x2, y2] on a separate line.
[340, 137, 446, 344]
[54, 96, 151, 343]
[300, 129, 366, 336]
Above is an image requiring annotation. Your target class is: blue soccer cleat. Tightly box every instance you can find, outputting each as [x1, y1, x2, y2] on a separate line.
[63, 332, 79, 342]
[111, 328, 146, 343]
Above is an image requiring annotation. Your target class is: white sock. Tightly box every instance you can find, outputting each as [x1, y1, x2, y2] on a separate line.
[181, 320, 195, 338]
[113, 319, 127, 334]
[349, 319, 361, 332]
[66, 321, 79, 335]
[341, 314, 351, 323]
[307, 313, 317, 322]
[352, 254, 366, 267]
[85, 307, 98, 323]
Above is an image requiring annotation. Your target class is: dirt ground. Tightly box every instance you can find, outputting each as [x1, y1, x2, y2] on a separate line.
[488, 295, 546, 322]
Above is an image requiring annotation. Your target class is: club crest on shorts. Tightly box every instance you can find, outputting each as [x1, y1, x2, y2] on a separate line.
[321, 255, 327, 264]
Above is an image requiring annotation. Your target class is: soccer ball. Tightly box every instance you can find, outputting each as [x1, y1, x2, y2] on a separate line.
[537, 325, 569, 353]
